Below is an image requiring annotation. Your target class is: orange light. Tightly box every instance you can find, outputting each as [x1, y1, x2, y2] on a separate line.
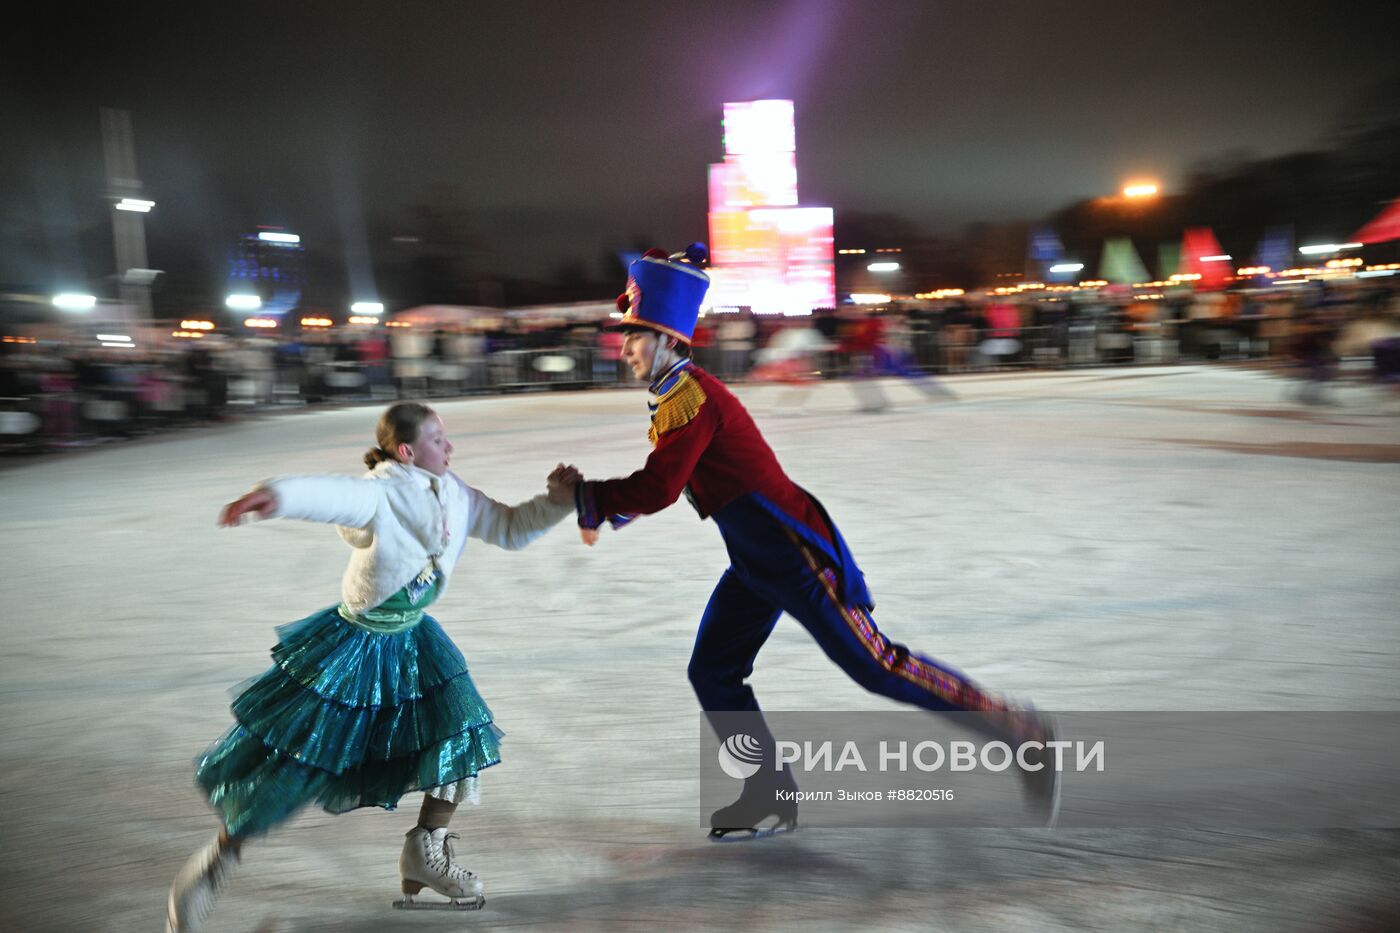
[1122, 182, 1160, 198]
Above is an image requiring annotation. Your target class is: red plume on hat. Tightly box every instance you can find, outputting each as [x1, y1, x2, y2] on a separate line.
[616, 250, 668, 312]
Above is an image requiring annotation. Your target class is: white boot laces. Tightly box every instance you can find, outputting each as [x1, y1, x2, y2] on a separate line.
[438, 831, 473, 881]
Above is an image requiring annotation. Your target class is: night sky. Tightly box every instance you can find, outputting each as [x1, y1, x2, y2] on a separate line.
[5, 0, 1395, 293]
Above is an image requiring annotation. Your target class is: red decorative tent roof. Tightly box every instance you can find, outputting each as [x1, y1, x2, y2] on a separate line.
[1181, 228, 1230, 289]
[1352, 198, 1400, 244]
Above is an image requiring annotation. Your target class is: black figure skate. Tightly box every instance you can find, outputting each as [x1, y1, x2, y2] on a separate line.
[708, 767, 800, 842]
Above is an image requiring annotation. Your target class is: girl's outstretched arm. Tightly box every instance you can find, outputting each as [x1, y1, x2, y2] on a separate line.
[219, 476, 382, 529]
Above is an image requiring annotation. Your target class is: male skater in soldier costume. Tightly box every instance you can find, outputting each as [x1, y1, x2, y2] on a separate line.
[574, 245, 1059, 838]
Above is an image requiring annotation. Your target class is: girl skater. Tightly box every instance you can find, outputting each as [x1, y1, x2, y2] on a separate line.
[165, 402, 579, 931]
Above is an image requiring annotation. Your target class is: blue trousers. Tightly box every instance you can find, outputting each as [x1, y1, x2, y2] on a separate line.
[689, 496, 1017, 730]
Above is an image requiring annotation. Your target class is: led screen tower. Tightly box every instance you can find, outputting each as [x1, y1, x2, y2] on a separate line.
[227, 229, 306, 316]
[707, 101, 834, 315]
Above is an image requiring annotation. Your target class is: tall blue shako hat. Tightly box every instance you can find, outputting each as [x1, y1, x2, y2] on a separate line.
[614, 243, 710, 345]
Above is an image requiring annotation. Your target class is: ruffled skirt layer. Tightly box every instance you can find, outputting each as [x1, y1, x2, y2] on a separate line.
[194, 606, 500, 837]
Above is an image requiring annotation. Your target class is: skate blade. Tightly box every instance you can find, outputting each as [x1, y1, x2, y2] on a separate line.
[392, 895, 485, 911]
[1043, 770, 1062, 829]
[708, 822, 798, 843]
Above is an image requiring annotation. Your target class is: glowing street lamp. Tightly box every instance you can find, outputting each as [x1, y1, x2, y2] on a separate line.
[115, 198, 154, 213]
[1298, 242, 1363, 255]
[225, 294, 262, 311]
[350, 301, 384, 315]
[53, 293, 97, 310]
[866, 261, 901, 273]
[1122, 182, 1160, 199]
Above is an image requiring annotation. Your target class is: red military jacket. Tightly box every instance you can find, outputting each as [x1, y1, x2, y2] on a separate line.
[576, 359, 830, 543]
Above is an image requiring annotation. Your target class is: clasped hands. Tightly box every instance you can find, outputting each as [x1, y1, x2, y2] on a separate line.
[547, 462, 600, 546]
[547, 463, 599, 545]
[546, 462, 582, 505]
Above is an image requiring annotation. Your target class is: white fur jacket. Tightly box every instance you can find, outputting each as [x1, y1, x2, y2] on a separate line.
[260, 460, 572, 614]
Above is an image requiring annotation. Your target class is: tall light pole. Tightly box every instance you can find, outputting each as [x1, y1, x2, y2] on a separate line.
[101, 107, 156, 320]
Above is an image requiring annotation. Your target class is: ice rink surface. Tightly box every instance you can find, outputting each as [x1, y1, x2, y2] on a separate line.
[3, 365, 1399, 932]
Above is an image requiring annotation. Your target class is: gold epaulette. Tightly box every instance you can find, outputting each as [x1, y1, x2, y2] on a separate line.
[648, 373, 707, 445]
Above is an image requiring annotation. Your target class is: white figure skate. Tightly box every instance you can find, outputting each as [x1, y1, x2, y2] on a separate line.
[165, 834, 240, 932]
[393, 826, 485, 910]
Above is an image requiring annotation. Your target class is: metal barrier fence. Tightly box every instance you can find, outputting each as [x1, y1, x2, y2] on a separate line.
[0, 318, 1335, 454]
[903, 319, 1280, 373]
[487, 347, 619, 391]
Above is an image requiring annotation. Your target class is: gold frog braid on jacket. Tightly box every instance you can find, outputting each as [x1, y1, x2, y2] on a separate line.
[648, 373, 708, 445]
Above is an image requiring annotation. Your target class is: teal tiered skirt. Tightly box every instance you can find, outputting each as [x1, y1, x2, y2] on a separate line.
[194, 595, 502, 838]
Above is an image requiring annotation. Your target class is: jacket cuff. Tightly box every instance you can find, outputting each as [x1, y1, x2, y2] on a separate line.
[256, 479, 285, 518]
[576, 481, 603, 530]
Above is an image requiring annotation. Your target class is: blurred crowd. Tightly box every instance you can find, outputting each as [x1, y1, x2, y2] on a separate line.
[3, 279, 1399, 455]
